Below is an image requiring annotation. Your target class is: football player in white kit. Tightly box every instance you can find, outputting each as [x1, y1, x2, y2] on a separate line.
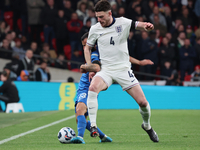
[84, 0, 159, 142]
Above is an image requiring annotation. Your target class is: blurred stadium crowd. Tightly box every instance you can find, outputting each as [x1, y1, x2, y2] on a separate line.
[0, 0, 200, 83]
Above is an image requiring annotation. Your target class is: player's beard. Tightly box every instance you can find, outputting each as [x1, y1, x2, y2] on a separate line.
[100, 21, 106, 27]
[100, 19, 110, 27]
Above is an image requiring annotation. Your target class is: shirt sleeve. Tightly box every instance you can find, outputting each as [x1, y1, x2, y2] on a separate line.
[91, 52, 100, 62]
[131, 20, 141, 30]
[120, 17, 132, 27]
[86, 26, 98, 47]
[131, 21, 135, 29]
[120, 17, 133, 38]
[91, 46, 100, 62]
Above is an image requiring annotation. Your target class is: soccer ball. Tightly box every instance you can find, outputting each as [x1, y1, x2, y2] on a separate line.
[57, 127, 76, 143]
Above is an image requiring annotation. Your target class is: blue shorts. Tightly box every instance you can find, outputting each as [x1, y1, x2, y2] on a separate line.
[75, 90, 88, 116]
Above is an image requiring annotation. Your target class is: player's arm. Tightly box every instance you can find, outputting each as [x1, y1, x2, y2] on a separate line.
[80, 60, 101, 73]
[80, 64, 100, 73]
[133, 21, 154, 31]
[84, 44, 93, 65]
[129, 56, 154, 66]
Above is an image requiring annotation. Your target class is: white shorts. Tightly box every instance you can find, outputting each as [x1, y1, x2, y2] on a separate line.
[95, 67, 139, 91]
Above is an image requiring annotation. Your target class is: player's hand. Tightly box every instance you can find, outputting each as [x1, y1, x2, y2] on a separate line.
[144, 22, 154, 31]
[139, 59, 154, 66]
[80, 64, 87, 73]
[89, 72, 96, 82]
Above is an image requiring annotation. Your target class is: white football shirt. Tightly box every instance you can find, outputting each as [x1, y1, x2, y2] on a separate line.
[87, 17, 132, 70]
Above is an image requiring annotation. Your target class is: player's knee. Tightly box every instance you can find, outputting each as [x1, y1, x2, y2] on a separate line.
[76, 107, 85, 116]
[89, 84, 98, 92]
[138, 100, 148, 107]
[76, 103, 87, 116]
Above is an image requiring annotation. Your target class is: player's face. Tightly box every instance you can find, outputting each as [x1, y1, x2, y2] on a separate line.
[0, 74, 7, 82]
[95, 11, 111, 27]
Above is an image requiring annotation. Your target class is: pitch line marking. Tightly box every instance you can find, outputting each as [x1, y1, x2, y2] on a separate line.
[0, 115, 75, 145]
[109, 133, 170, 135]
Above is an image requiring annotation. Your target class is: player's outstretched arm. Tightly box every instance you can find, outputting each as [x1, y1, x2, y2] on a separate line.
[80, 64, 101, 73]
[139, 59, 154, 66]
[129, 56, 154, 66]
[135, 22, 154, 31]
[84, 44, 93, 64]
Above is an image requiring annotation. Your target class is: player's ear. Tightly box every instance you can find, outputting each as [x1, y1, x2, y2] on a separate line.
[108, 10, 112, 16]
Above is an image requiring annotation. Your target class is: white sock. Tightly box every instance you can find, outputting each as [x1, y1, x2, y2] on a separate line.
[87, 91, 98, 127]
[139, 102, 151, 130]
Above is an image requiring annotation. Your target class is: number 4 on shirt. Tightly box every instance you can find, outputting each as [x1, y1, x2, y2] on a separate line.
[128, 71, 134, 78]
[110, 37, 115, 45]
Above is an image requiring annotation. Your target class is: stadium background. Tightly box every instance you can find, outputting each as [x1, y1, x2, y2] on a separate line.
[0, 1, 200, 149]
[0, 0, 200, 112]
[0, 81, 199, 112]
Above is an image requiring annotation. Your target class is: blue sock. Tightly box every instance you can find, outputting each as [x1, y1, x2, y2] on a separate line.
[86, 121, 105, 139]
[77, 115, 87, 138]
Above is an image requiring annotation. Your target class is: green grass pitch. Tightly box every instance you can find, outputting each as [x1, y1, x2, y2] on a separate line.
[0, 109, 200, 150]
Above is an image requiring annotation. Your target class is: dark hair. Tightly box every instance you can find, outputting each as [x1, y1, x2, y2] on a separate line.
[7, 30, 12, 34]
[92, 60, 101, 68]
[86, 18, 91, 23]
[40, 60, 47, 65]
[67, 77, 74, 82]
[78, 1, 87, 10]
[43, 43, 49, 47]
[94, 0, 111, 12]
[3, 64, 11, 70]
[81, 32, 96, 52]
[1, 71, 8, 78]
[81, 32, 89, 41]
[58, 53, 65, 58]
[31, 41, 37, 44]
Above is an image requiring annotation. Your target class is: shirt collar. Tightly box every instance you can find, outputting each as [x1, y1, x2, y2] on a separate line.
[105, 17, 115, 28]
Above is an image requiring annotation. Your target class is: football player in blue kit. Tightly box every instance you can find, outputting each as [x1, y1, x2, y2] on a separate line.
[71, 32, 112, 144]
[71, 32, 154, 144]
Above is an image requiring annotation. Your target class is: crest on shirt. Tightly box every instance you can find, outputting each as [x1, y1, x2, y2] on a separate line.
[115, 25, 122, 33]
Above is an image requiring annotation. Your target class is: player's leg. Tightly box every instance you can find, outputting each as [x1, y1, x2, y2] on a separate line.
[71, 102, 87, 144]
[114, 69, 158, 142]
[76, 102, 87, 137]
[87, 76, 109, 137]
[85, 120, 112, 142]
[71, 103, 86, 144]
[126, 85, 159, 142]
[126, 85, 150, 128]
[114, 69, 151, 129]
[72, 91, 88, 144]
